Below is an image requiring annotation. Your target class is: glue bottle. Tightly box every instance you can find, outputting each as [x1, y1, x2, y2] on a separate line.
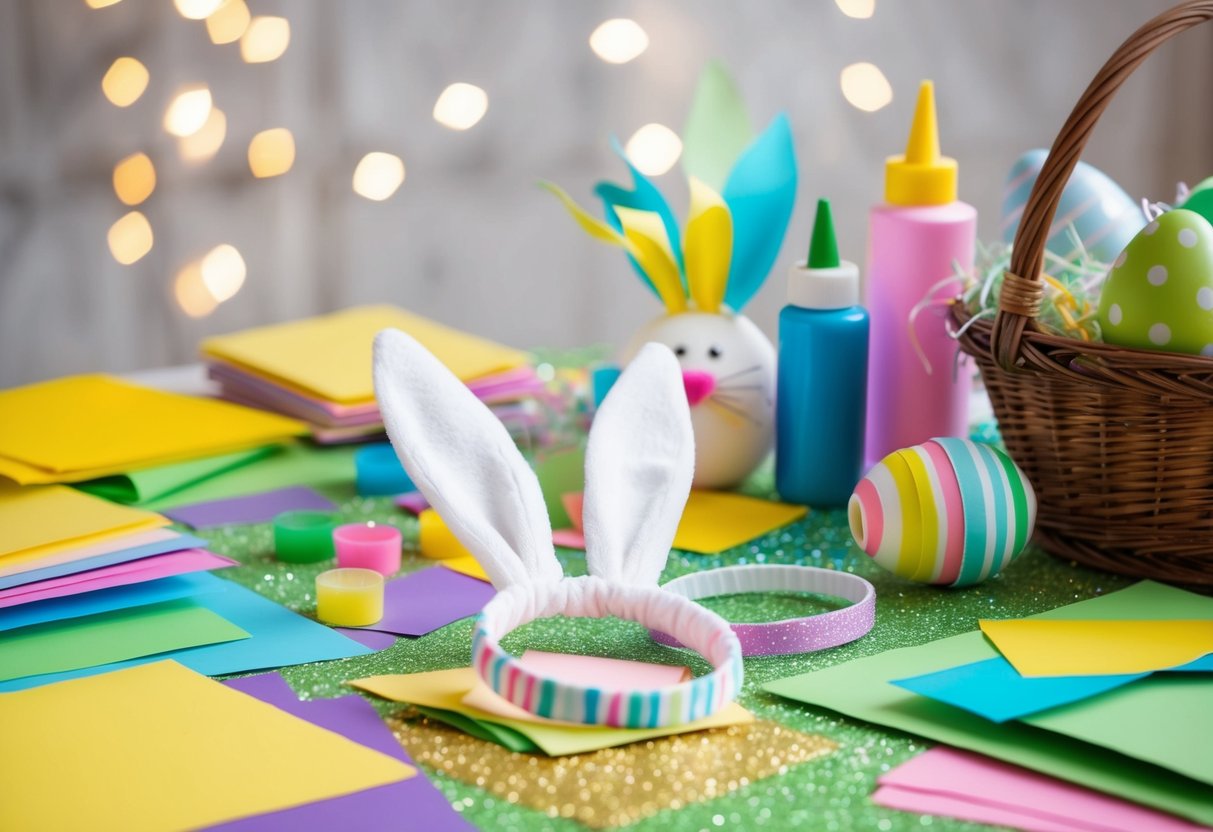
[864, 80, 976, 468]
[776, 198, 869, 507]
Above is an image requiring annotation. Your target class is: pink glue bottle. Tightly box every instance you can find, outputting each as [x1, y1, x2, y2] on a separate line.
[864, 80, 976, 468]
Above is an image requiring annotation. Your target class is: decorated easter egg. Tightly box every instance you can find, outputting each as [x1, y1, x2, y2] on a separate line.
[1002, 149, 1144, 265]
[1178, 176, 1213, 226]
[848, 438, 1037, 587]
[1097, 209, 1213, 356]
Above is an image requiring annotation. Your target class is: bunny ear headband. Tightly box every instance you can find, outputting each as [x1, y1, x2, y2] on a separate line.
[373, 329, 743, 727]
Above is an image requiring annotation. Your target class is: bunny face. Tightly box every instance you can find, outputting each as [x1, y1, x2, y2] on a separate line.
[624, 311, 776, 489]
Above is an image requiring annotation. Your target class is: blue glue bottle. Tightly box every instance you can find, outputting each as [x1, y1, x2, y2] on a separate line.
[776, 198, 869, 506]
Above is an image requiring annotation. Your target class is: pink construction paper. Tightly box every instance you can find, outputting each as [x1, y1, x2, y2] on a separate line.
[0, 549, 236, 608]
[394, 491, 430, 515]
[875, 746, 1208, 832]
[551, 529, 586, 549]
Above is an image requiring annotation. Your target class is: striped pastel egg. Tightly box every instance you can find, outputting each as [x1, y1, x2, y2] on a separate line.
[848, 439, 1037, 587]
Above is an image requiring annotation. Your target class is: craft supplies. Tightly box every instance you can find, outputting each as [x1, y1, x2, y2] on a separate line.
[849, 437, 1036, 587]
[333, 522, 402, 575]
[417, 508, 473, 560]
[776, 198, 869, 506]
[272, 509, 337, 563]
[374, 331, 743, 727]
[164, 485, 335, 529]
[864, 81, 976, 467]
[315, 568, 385, 627]
[355, 443, 414, 496]
[1097, 208, 1213, 355]
[341, 566, 495, 637]
[649, 564, 875, 656]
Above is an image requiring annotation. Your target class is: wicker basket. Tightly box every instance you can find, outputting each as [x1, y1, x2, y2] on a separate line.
[951, 0, 1213, 587]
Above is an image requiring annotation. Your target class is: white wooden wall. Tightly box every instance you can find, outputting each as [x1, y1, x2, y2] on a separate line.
[1, 0, 1210, 385]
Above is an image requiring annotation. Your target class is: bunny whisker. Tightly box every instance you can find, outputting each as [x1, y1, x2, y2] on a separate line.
[714, 364, 763, 384]
[714, 383, 765, 393]
[707, 396, 762, 426]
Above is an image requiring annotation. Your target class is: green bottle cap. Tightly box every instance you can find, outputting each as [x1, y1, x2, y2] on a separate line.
[808, 198, 841, 269]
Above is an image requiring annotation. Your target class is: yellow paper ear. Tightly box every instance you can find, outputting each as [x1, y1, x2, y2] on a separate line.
[683, 177, 733, 313]
[540, 181, 636, 251]
[614, 207, 687, 313]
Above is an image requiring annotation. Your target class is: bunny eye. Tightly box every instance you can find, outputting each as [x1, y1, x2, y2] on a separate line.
[707, 346, 723, 359]
[673, 345, 688, 357]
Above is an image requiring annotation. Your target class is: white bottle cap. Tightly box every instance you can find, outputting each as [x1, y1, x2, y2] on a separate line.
[787, 260, 861, 310]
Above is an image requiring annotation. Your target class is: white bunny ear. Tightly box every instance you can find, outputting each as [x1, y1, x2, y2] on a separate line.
[373, 328, 561, 589]
[582, 342, 694, 586]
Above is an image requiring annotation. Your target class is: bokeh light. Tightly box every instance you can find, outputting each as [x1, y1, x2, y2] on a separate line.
[178, 107, 227, 164]
[241, 16, 291, 63]
[85, 0, 123, 8]
[840, 62, 893, 112]
[112, 152, 156, 206]
[206, 0, 250, 44]
[107, 211, 153, 265]
[101, 58, 149, 108]
[432, 83, 488, 130]
[163, 85, 213, 137]
[174, 0, 223, 19]
[588, 19, 649, 64]
[835, 0, 876, 19]
[352, 152, 406, 201]
[174, 261, 219, 318]
[200, 244, 247, 302]
[625, 123, 682, 176]
[247, 128, 295, 177]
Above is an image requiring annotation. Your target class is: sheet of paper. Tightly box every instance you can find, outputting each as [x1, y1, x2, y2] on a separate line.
[0, 549, 234, 609]
[0, 572, 369, 691]
[201, 305, 528, 404]
[351, 666, 754, 757]
[348, 566, 495, 637]
[0, 599, 249, 682]
[164, 485, 336, 529]
[216, 673, 470, 832]
[0, 375, 304, 484]
[681, 60, 754, 193]
[674, 490, 807, 553]
[76, 446, 276, 504]
[875, 746, 1209, 832]
[0, 661, 415, 832]
[335, 627, 397, 651]
[763, 581, 1213, 826]
[434, 554, 490, 583]
[980, 618, 1213, 677]
[552, 529, 587, 549]
[0, 531, 208, 589]
[394, 491, 430, 515]
[534, 446, 585, 529]
[0, 570, 228, 631]
[0, 483, 169, 562]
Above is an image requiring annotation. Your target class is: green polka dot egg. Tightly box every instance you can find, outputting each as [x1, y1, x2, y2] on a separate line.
[1097, 208, 1213, 357]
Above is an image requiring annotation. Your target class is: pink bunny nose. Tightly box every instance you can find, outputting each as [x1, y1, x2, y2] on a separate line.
[682, 370, 716, 407]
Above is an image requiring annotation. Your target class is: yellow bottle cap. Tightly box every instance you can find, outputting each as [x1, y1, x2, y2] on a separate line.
[884, 80, 957, 206]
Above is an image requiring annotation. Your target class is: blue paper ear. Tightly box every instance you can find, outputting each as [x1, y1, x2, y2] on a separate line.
[594, 137, 687, 297]
[721, 113, 798, 312]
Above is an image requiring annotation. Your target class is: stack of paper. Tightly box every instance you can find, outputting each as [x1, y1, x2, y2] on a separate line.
[201, 305, 547, 443]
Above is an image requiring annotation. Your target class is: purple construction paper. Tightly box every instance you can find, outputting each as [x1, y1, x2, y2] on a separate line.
[394, 491, 430, 515]
[335, 627, 398, 651]
[217, 673, 471, 832]
[351, 566, 495, 637]
[164, 486, 336, 529]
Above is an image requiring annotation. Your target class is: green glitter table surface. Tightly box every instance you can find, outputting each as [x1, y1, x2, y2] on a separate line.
[197, 450, 1134, 832]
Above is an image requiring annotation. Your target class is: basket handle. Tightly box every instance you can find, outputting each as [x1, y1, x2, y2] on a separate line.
[991, 0, 1213, 370]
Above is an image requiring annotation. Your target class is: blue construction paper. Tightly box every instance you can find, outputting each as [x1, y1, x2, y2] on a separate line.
[0, 572, 369, 691]
[0, 533, 210, 590]
[0, 573, 222, 632]
[893, 654, 1213, 723]
[722, 113, 797, 312]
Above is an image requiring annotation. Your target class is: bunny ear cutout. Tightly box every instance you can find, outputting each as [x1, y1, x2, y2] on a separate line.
[614, 207, 687, 314]
[681, 60, 754, 193]
[596, 137, 686, 280]
[582, 342, 695, 587]
[722, 113, 798, 312]
[373, 328, 561, 590]
[684, 177, 733, 314]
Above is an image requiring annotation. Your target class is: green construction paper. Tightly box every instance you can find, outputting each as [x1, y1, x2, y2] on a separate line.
[412, 705, 540, 753]
[534, 446, 585, 530]
[0, 600, 250, 683]
[141, 442, 358, 512]
[764, 581, 1213, 826]
[76, 446, 276, 504]
[681, 60, 753, 193]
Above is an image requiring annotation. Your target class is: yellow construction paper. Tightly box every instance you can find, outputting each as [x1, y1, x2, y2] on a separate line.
[351, 667, 754, 756]
[0, 661, 415, 832]
[0, 375, 304, 485]
[201, 305, 529, 405]
[0, 484, 169, 563]
[674, 491, 807, 554]
[980, 618, 1213, 677]
[615, 207, 688, 313]
[541, 182, 637, 252]
[418, 508, 472, 560]
[439, 554, 491, 583]
[683, 178, 732, 313]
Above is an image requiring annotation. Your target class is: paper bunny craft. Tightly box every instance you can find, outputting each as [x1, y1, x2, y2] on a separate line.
[373, 329, 744, 727]
[544, 64, 797, 489]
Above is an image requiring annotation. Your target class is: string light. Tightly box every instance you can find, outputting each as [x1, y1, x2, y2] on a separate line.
[101, 58, 149, 108]
[200, 244, 246, 302]
[588, 19, 649, 64]
[247, 128, 295, 177]
[107, 212, 153, 265]
[840, 62, 893, 112]
[112, 153, 156, 206]
[178, 108, 226, 164]
[163, 85, 213, 137]
[432, 83, 488, 130]
[624, 123, 682, 176]
[834, 0, 876, 19]
[352, 152, 406, 201]
[241, 16, 291, 63]
[174, 261, 219, 318]
[206, 0, 250, 44]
